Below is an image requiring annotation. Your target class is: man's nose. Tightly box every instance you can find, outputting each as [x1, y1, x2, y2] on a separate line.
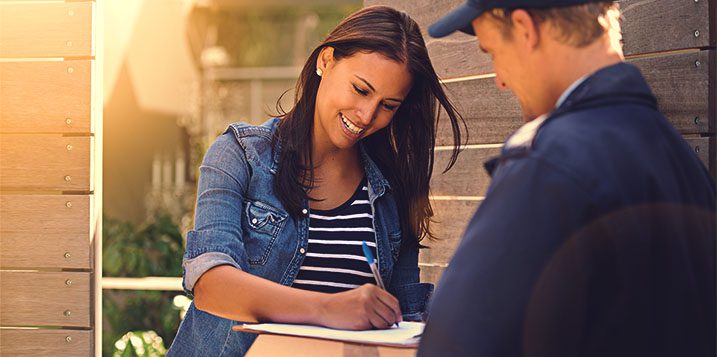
[494, 75, 508, 91]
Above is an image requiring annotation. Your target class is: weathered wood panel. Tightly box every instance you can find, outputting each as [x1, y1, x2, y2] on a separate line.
[433, 139, 710, 199]
[431, 147, 499, 197]
[0, 329, 91, 357]
[0, 61, 92, 133]
[421, 199, 480, 266]
[619, 0, 711, 55]
[366, 0, 712, 79]
[419, 264, 447, 286]
[0, 135, 93, 191]
[436, 50, 714, 146]
[684, 137, 713, 174]
[0, 271, 90, 328]
[0, 195, 92, 269]
[0, 2, 93, 58]
[366, 0, 486, 78]
[631, 50, 712, 134]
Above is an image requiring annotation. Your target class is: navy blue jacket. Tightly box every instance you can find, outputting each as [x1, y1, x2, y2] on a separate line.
[419, 63, 716, 357]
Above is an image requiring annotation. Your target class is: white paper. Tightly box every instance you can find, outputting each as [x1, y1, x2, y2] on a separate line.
[241, 321, 424, 346]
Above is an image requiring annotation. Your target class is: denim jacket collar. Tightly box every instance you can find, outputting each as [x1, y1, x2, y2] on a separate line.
[359, 143, 391, 198]
[267, 118, 391, 198]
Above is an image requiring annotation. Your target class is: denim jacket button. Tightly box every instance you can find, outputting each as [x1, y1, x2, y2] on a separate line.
[299, 248, 306, 254]
[251, 218, 258, 224]
[301, 208, 308, 215]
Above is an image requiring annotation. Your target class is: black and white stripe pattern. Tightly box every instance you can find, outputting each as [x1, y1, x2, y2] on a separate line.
[292, 179, 378, 294]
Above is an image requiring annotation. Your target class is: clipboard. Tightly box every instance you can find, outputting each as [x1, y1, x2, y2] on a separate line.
[232, 321, 424, 348]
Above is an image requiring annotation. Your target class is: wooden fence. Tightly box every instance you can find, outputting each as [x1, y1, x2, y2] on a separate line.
[365, 0, 717, 284]
[0, 1, 103, 355]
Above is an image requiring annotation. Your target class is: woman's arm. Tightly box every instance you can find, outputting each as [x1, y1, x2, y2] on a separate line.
[193, 265, 403, 330]
[186, 131, 401, 329]
[388, 241, 434, 321]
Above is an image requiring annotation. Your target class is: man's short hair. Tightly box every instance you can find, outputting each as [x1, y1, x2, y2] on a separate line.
[488, 2, 620, 47]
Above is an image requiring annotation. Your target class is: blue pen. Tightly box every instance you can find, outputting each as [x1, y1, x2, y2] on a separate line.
[362, 241, 399, 328]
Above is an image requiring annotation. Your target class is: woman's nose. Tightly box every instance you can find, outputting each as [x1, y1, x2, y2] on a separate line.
[355, 101, 379, 125]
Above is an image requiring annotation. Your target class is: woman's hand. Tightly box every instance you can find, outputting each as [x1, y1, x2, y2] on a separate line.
[316, 284, 403, 330]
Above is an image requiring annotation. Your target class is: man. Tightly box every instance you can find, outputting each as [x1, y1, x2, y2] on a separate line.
[419, 1, 716, 356]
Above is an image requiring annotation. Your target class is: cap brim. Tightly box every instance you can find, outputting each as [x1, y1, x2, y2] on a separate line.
[428, 2, 483, 38]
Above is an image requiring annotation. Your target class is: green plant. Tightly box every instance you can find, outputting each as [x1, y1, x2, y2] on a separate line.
[103, 214, 187, 356]
[103, 214, 184, 277]
[112, 331, 167, 357]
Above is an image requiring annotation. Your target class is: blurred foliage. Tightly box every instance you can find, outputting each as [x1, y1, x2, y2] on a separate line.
[188, 4, 361, 67]
[112, 330, 168, 357]
[103, 214, 184, 277]
[103, 214, 186, 356]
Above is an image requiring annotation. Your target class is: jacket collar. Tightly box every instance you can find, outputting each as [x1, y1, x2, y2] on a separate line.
[550, 62, 657, 119]
[268, 119, 390, 197]
[486, 62, 658, 176]
[359, 142, 391, 198]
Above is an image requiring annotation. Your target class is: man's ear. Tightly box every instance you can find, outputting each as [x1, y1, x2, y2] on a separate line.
[510, 10, 540, 51]
[316, 47, 335, 74]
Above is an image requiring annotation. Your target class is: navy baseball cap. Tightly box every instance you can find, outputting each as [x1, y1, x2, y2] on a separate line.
[428, 0, 607, 38]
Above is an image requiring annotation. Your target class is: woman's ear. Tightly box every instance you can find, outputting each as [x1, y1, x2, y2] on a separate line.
[316, 47, 335, 75]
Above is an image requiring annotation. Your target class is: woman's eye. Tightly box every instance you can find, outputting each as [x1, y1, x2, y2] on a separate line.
[352, 84, 368, 96]
[383, 103, 397, 111]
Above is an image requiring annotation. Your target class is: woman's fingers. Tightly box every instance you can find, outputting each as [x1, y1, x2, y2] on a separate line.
[370, 296, 397, 328]
[375, 289, 402, 322]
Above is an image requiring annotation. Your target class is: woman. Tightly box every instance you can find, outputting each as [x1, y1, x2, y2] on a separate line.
[168, 5, 463, 356]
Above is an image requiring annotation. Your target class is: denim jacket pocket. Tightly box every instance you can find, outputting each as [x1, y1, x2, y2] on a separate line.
[244, 200, 287, 265]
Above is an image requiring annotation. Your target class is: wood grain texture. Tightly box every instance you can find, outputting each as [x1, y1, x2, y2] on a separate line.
[0, 135, 93, 191]
[619, 0, 710, 55]
[365, 0, 489, 78]
[631, 50, 712, 134]
[684, 137, 712, 174]
[431, 147, 499, 197]
[366, 0, 711, 78]
[0, 2, 93, 58]
[0, 195, 91, 269]
[0, 60, 92, 133]
[0, 271, 90, 328]
[419, 264, 446, 286]
[421, 199, 481, 266]
[436, 50, 714, 146]
[0, 329, 91, 357]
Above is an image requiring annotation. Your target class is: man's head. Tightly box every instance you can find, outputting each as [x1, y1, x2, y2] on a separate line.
[429, 0, 622, 120]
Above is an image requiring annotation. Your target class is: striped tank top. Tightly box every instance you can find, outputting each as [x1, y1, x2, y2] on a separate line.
[292, 177, 378, 293]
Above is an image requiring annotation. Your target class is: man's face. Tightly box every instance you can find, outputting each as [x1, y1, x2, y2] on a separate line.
[471, 14, 540, 120]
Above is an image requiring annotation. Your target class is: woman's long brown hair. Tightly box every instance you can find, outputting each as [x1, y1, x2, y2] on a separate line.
[273, 5, 465, 246]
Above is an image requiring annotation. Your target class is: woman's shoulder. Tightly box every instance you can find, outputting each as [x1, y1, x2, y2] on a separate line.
[225, 117, 279, 142]
[205, 118, 279, 165]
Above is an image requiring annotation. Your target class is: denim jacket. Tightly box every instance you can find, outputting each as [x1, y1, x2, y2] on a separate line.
[168, 118, 433, 356]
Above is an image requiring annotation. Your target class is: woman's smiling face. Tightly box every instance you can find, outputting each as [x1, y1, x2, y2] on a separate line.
[313, 48, 412, 151]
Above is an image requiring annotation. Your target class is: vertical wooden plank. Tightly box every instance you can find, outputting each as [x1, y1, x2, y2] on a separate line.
[91, 1, 104, 353]
[0, 272, 91, 328]
[0, 195, 92, 269]
[620, 0, 710, 55]
[0, 2, 94, 58]
[0, 329, 91, 357]
[0, 60, 93, 133]
[0, 135, 93, 191]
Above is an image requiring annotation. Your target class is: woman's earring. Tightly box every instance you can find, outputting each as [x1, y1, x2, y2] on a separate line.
[316, 68, 323, 77]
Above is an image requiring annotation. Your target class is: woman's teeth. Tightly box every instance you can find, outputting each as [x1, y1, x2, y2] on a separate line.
[341, 114, 364, 135]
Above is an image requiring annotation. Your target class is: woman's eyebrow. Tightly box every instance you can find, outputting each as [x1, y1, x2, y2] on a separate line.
[355, 75, 403, 103]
